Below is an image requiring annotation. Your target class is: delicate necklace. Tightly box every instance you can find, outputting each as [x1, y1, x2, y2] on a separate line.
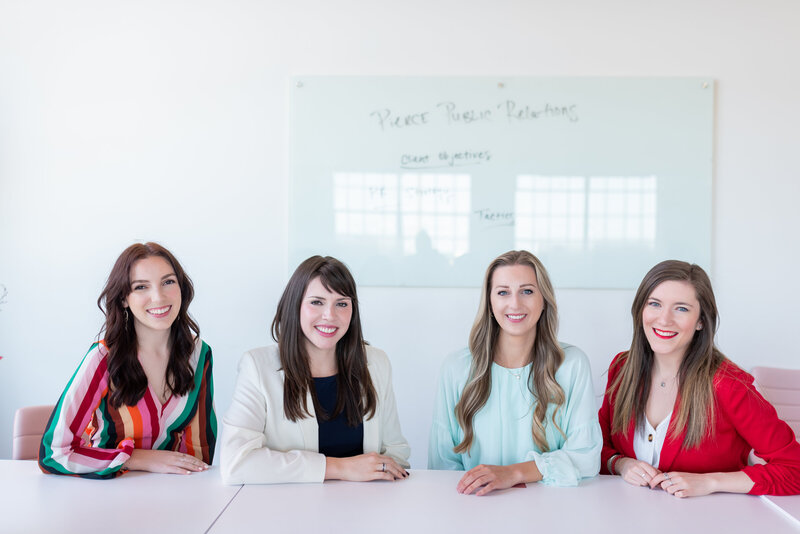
[507, 368, 523, 380]
[658, 376, 677, 388]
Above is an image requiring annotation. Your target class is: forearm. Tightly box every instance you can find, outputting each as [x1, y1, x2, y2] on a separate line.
[707, 471, 755, 494]
[509, 460, 544, 485]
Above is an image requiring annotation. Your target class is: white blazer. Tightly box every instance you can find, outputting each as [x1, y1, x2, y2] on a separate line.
[221, 345, 410, 484]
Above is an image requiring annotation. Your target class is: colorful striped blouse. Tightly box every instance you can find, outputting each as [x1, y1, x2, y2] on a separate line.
[38, 339, 216, 479]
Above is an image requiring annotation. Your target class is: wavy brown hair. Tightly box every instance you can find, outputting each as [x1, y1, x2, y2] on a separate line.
[454, 250, 565, 454]
[271, 256, 376, 427]
[97, 242, 199, 408]
[608, 260, 725, 448]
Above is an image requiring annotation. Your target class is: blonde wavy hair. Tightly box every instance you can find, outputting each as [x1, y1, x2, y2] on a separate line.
[454, 250, 565, 454]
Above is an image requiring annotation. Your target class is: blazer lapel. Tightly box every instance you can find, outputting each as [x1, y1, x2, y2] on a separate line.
[659, 398, 685, 471]
[298, 389, 320, 452]
[362, 357, 379, 453]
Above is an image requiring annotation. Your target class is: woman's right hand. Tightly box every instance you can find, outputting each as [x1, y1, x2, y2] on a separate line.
[124, 449, 209, 474]
[616, 457, 661, 487]
[325, 452, 409, 482]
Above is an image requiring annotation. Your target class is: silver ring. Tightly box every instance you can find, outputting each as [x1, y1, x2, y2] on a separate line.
[665, 480, 673, 487]
[381, 463, 386, 472]
[640, 472, 646, 479]
[664, 473, 670, 480]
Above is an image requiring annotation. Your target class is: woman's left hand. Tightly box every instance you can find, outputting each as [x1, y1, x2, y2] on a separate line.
[649, 471, 716, 498]
[457, 464, 519, 496]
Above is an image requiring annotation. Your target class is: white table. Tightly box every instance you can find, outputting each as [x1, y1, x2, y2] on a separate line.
[765, 494, 800, 527]
[209, 470, 800, 534]
[2, 462, 799, 533]
[0, 460, 241, 534]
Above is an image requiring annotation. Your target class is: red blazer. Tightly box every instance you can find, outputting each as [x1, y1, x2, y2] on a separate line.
[599, 352, 800, 495]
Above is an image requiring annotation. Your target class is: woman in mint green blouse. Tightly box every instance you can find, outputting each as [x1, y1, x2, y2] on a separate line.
[428, 250, 601, 494]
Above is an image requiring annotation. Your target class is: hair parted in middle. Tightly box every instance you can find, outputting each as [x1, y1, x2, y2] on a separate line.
[608, 259, 727, 449]
[271, 255, 377, 426]
[454, 250, 566, 454]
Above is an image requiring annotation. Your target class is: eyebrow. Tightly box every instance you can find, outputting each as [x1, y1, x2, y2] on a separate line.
[305, 295, 351, 301]
[130, 273, 176, 285]
[649, 297, 694, 307]
[493, 283, 537, 288]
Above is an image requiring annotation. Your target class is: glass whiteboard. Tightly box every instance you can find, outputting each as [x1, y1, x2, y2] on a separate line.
[289, 77, 713, 288]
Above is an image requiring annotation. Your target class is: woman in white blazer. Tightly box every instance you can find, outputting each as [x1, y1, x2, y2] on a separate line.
[221, 256, 410, 484]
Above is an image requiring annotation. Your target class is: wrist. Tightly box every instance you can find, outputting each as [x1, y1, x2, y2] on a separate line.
[324, 456, 342, 480]
[613, 457, 630, 476]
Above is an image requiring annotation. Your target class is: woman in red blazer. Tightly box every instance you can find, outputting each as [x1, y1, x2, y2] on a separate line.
[599, 260, 800, 497]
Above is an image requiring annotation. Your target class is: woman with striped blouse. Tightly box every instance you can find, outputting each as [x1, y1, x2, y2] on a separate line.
[39, 242, 216, 479]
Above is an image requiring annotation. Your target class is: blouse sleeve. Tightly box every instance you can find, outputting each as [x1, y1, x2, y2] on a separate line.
[220, 351, 327, 484]
[176, 342, 217, 464]
[427, 352, 467, 470]
[718, 371, 800, 495]
[525, 347, 602, 486]
[374, 353, 411, 468]
[599, 352, 626, 474]
[38, 343, 133, 479]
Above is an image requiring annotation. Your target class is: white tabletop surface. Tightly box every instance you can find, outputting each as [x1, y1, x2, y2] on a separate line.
[0, 460, 241, 534]
[765, 494, 800, 526]
[3, 461, 799, 534]
[209, 469, 800, 534]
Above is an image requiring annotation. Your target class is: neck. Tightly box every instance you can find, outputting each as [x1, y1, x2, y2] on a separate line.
[133, 325, 171, 359]
[305, 343, 338, 378]
[493, 330, 535, 368]
[652, 352, 683, 379]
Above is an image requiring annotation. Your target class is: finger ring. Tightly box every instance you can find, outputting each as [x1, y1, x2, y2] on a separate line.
[640, 472, 646, 479]
[664, 473, 670, 480]
[381, 463, 386, 472]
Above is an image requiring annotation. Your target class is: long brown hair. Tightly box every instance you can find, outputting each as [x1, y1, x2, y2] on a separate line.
[97, 242, 199, 408]
[608, 260, 725, 448]
[454, 250, 565, 454]
[271, 256, 376, 426]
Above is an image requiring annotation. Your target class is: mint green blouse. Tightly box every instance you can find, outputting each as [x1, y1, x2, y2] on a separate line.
[428, 343, 601, 486]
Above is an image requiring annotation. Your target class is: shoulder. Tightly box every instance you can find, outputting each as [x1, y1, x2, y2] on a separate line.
[713, 359, 755, 396]
[239, 345, 282, 376]
[366, 345, 390, 367]
[555, 342, 592, 382]
[190, 338, 213, 367]
[438, 348, 473, 383]
[84, 340, 110, 370]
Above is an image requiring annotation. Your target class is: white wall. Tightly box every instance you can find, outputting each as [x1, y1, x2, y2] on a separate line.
[1, 0, 799, 466]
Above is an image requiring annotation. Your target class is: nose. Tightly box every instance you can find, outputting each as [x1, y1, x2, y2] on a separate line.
[321, 303, 334, 320]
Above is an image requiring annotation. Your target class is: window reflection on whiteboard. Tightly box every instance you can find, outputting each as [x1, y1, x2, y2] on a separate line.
[332, 172, 471, 260]
[515, 175, 657, 252]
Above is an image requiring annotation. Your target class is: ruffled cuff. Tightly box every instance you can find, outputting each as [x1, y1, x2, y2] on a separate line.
[526, 450, 580, 487]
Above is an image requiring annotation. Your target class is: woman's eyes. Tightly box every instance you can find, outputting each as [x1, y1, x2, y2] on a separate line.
[133, 284, 147, 291]
[676, 306, 689, 312]
[336, 301, 349, 308]
[163, 278, 177, 286]
[496, 289, 533, 296]
[647, 301, 660, 308]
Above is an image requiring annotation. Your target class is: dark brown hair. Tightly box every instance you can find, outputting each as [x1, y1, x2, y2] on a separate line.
[271, 256, 376, 426]
[97, 242, 199, 408]
[454, 250, 565, 453]
[609, 260, 725, 448]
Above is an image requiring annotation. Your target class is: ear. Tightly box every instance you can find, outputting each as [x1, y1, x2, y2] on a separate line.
[696, 321, 703, 331]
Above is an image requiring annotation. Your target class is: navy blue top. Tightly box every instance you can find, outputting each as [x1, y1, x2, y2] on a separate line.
[313, 375, 364, 458]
